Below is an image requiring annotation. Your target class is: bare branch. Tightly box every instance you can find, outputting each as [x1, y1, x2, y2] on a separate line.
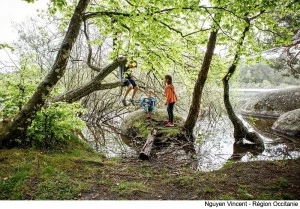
[125, 0, 134, 7]
[84, 11, 131, 20]
[154, 17, 210, 38]
[154, 18, 184, 37]
[286, 40, 300, 55]
[288, 50, 300, 74]
[249, 10, 265, 21]
[183, 28, 211, 37]
[83, 19, 102, 72]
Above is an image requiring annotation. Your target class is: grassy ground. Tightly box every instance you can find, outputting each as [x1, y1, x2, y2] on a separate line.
[0, 137, 299, 200]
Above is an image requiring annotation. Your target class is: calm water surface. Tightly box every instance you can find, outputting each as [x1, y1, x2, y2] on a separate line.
[80, 89, 300, 171]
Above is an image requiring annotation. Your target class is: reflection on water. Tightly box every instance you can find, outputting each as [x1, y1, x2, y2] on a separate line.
[194, 116, 235, 171]
[79, 89, 300, 172]
[80, 113, 299, 172]
[195, 115, 300, 171]
[80, 124, 138, 158]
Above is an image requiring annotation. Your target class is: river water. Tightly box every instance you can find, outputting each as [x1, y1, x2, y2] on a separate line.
[80, 89, 300, 171]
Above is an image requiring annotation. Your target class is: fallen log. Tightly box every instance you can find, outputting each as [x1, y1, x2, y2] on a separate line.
[139, 129, 157, 160]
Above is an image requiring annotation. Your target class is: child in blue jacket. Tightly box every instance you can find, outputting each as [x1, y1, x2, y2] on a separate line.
[141, 89, 156, 119]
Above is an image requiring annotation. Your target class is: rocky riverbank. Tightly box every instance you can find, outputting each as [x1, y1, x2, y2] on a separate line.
[240, 86, 300, 137]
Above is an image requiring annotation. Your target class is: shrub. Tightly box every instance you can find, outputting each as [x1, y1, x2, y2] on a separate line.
[0, 58, 87, 149]
[26, 102, 87, 149]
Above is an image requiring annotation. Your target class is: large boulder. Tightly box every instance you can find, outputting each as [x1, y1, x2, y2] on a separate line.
[120, 108, 186, 151]
[272, 108, 300, 137]
[120, 109, 184, 136]
[120, 109, 195, 162]
[240, 86, 300, 118]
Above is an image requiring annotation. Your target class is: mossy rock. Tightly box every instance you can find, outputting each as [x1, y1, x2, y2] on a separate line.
[240, 86, 300, 118]
[120, 109, 185, 147]
[272, 108, 300, 137]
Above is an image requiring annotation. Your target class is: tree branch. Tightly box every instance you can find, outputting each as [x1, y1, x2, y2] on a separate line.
[84, 11, 131, 20]
[83, 19, 102, 72]
[125, 0, 134, 7]
[51, 57, 127, 103]
[288, 50, 300, 74]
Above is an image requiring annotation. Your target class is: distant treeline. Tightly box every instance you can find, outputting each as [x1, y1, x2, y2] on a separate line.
[235, 62, 299, 88]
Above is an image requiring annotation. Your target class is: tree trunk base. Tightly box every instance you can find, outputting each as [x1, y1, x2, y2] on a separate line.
[234, 131, 265, 152]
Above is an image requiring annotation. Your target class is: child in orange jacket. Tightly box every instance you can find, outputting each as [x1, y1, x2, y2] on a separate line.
[164, 75, 178, 127]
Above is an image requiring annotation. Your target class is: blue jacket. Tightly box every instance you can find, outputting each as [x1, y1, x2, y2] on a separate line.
[141, 97, 156, 107]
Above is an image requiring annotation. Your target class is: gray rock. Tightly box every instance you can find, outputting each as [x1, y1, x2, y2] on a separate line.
[240, 86, 300, 118]
[272, 108, 300, 137]
[120, 109, 184, 136]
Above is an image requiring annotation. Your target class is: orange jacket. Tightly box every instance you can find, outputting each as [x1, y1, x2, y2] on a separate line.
[165, 84, 178, 104]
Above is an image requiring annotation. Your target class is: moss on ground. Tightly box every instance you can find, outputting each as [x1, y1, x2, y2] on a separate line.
[121, 109, 185, 150]
[0, 137, 299, 200]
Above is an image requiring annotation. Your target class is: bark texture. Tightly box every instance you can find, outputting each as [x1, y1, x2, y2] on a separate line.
[51, 57, 127, 103]
[0, 0, 91, 146]
[183, 15, 221, 134]
[222, 17, 264, 150]
[139, 129, 157, 160]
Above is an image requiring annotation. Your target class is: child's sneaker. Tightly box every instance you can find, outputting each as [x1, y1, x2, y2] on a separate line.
[129, 98, 134, 105]
[165, 122, 174, 127]
[164, 120, 169, 124]
[121, 98, 126, 106]
[149, 114, 153, 119]
[146, 114, 150, 118]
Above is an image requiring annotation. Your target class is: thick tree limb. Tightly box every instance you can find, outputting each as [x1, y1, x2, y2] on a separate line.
[83, 6, 227, 21]
[84, 11, 131, 20]
[51, 57, 127, 103]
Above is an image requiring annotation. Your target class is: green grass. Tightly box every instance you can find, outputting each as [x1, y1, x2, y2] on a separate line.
[220, 194, 235, 200]
[35, 171, 85, 199]
[134, 121, 151, 138]
[0, 165, 31, 199]
[167, 176, 194, 189]
[161, 127, 181, 137]
[0, 136, 102, 200]
[140, 164, 154, 177]
[255, 191, 294, 200]
[204, 186, 215, 193]
[0, 133, 299, 200]
[256, 192, 284, 200]
[237, 187, 254, 200]
[279, 177, 289, 187]
[133, 112, 182, 139]
[222, 160, 236, 168]
[282, 193, 295, 200]
[110, 181, 147, 196]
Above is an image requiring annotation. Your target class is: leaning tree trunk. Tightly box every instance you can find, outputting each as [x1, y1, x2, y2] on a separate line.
[222, 17, 264, 150]
[50, 18, 127, 104]
[184, 14, 221, 134]
[0, 0, 90, 146]
[51, 57, 127, 103]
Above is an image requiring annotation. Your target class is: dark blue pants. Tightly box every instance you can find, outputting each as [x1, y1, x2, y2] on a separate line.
[167, 102, 175, 123]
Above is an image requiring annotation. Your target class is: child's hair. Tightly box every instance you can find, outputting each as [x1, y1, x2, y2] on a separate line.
[126, 60, 138, 69]
[165, 75, 173, 85]
[148, 89, 154, 95]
